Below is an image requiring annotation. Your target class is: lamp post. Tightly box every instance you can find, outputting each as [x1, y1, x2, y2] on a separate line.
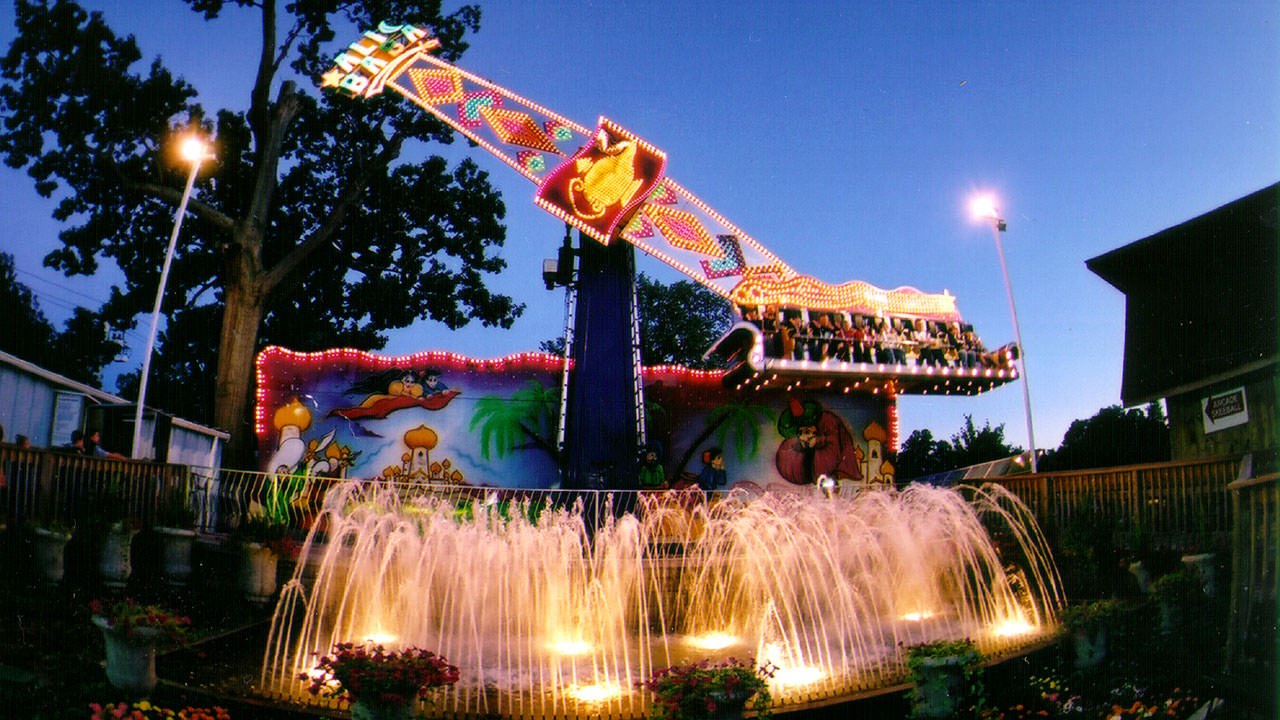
[131, 136, 211, 459]
[971, 194, 1038, 473]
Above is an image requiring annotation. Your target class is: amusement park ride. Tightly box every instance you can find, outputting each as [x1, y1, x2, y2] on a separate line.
[318, 21, 1019, 489]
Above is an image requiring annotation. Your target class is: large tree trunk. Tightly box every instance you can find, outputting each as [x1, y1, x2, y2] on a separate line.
[213, 277, 267, 469]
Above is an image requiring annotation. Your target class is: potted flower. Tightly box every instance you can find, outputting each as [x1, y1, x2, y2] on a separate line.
[89, 488, 141, 589]
[301, 642, 460, 720]
[641, 657, 772, 720]
[233, 516, 297, 605]
[30, 518, 74, 584]
[904, 638, 984, 719]
[153, 485, 198, 586]
[90, 597, 190, 696]
[1060, 598, 1125, 670]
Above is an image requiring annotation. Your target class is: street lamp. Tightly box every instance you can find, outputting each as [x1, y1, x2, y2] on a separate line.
[970, 194, 1038, 473]
[131, 135, 213, 459]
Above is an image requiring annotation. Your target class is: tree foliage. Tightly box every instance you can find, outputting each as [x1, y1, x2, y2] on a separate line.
[0, 0, 523, 464]
[895, 415, 1023, 481]
[0, 252, 118, 386]
[1039, 403, 1169, 471]
[636, 273, 732, 369]
[540, 273, 732, 368]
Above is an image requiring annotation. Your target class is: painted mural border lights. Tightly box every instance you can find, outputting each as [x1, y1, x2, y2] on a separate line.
[254, 347, 571, 437]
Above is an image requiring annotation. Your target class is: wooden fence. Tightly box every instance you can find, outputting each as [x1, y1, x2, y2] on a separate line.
[990, 455, 1242, 551]
[1224, 471, 1278, 675]
[0, 444, 188, 529]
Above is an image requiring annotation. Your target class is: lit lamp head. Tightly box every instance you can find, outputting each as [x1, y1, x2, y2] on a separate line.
[177, 135, 213, 165]
[969, 194, 1007, 232]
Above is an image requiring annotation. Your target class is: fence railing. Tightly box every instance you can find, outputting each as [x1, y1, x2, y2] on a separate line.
[990, 455, 1241, 551]
[1, 445, 188, 529]
[1224, 470, 1278, 675]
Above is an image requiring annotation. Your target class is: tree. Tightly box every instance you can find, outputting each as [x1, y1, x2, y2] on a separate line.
[636, 273, 732, 369]
[948, 415, 1022, 468]
[539, 272, 733, 368]
[1039, 403, 1169, 471]
[0, 252, 118, 386]
[0, 0, 522, 465]
[895, 416, 1022, 481]
[894, 428, 953, 480]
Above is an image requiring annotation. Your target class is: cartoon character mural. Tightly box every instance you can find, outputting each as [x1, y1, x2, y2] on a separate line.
[256, 349, 897, 491]
[329, 367, 460, 421]
[774, 398, 863, 486]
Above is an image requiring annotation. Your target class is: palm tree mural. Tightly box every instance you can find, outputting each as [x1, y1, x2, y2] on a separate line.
[468, 380, 560, 461]
[673, 400, 774, 480]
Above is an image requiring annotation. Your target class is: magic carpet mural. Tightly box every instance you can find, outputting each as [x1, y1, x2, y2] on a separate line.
[256, 347, 896, 491]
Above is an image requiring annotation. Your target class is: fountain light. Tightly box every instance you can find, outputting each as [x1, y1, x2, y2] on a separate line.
[549, 639, 593, 656]
[363, 632, 398, 645]
[991, 619, 1036, 637]
[567, 682, 623, 703]
[772, 665, 825, 687]
[899, 611, 935, 622]
[685, 632, 739, 650]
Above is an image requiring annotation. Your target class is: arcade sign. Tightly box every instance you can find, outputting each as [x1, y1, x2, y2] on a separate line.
[1201, 386, 1248, 434]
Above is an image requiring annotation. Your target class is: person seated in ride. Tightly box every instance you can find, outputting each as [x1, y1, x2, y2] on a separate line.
[740, 305, 763, 331]
[894, 318, 918, 364]
[782, 310, 806, 360]
[761, 304, 781, 357]
[878, 318, 906, 365]
[851, 315, 873, 363]
[810, 312, 837, 361]
[835, 314, 856, 362]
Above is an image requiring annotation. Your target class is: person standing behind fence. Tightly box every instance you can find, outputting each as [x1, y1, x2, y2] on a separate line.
[85, 430, 127, 460]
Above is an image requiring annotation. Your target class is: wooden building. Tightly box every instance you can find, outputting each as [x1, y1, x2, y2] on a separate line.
[1087, 182, 1278, 460]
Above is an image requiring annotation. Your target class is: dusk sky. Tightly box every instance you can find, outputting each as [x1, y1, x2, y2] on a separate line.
[1, 1, 1276, 453]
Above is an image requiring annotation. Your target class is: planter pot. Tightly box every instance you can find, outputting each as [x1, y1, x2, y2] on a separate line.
[93, 616, 162, 696]
[1071, 626, 1108, 670]
[707, 690, 750, 720]
[350, 699, 416, 720]
[99, 525, 139, 589]
[155, 527, 197, 586]
[240, 543, 279, 605]
[1180, 553, 1217, 598]
[910, 656, 967, 719]
[1157, 598, 1182, 634]
[1127, 561, 1152, 594]
[33, 527, 72, 584]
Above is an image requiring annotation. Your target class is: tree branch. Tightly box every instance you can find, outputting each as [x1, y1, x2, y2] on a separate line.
[126, 179, 236, 233]
[261, 128, 406, 293]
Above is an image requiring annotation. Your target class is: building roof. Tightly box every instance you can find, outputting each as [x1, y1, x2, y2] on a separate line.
[1086, 182, 1279, 404]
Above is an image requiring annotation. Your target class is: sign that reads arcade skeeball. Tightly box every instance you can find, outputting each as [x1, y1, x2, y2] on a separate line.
[320, 21, 438, 99]
[1202, 386, 1249, 434]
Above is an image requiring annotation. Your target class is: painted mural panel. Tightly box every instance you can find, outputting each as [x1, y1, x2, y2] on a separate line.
[256, 348, 896, 492]
[641, 369, 896, 493]
[256, 347, 565, 489]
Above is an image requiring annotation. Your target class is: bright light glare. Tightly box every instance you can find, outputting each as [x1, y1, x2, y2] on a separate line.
[179, 136, 209, 163]
[549, 639, 593, 655]
[568, 683, 622, 703]
[304, 666, 340, 691]
[992, 620, 1036, 637]
[772, 666, 825, 687]
[364, 633, 397, 645]
[685, 632, 739, 650]
[970, 194, 999, 221]
[900, 611, 935, 622]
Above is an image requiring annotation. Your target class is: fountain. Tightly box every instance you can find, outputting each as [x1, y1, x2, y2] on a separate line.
[259, 482, 1062, 717]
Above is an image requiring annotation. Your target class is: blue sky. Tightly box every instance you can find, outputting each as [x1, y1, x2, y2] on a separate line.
[1, 1, 1276, 452]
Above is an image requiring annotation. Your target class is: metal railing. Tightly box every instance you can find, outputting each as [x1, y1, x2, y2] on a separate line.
[990, 455, 1241, 551]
